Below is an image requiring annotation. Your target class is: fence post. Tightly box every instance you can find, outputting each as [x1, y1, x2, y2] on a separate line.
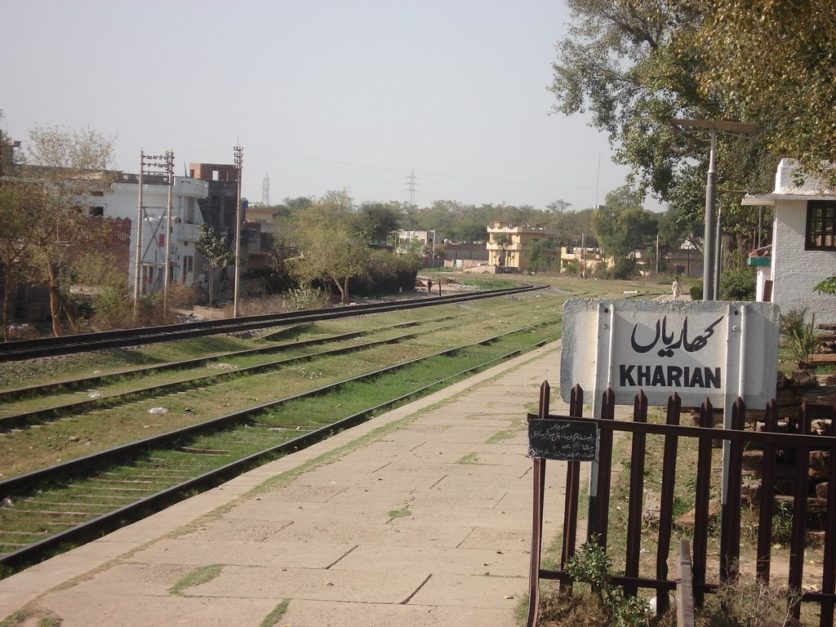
[559, 384, 584, 589]
[594, 388, 615, 550]
[720, 398, 745, 582]
[525, 381, 551, 627]
[693, 399, 714, 607]
[756, 400, 778, 583]
[677, 539, 696, 627]
[624, 391, 648, 596]
[656, 392, 682, 614]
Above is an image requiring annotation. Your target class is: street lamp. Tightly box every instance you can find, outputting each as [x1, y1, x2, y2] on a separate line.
[671, 119, 758, 300]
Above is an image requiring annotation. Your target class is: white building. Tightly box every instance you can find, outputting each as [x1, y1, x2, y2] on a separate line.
[743, 159, 836, 324]
[100, 174, 209, 294]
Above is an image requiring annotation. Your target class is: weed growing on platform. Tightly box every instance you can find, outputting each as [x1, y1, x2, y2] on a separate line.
[260, 599, 290, 627]
[169, 564, 224, 596]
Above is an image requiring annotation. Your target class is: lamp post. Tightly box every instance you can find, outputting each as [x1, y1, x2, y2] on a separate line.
[233, 145, 243, 318]
[671, 119, 758, 301]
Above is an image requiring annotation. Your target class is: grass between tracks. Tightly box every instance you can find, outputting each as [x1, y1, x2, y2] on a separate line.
[0, 295, 563, 479]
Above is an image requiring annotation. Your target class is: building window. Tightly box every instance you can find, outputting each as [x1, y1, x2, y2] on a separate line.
[183, 255, 194, 277]
[806, 200, 836, 250]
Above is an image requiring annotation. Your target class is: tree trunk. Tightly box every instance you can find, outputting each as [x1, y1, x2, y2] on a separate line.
[47, 264, 63, 337]
[341, 277, 351, 304]
[333, 278, 346, 304]
[62, 291, 80, 334]
[2, 272, 11, 342]
[208, 268, 215, 306]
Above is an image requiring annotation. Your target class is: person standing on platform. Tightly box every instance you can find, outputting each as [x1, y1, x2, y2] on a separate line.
[672, 278, 681, 300]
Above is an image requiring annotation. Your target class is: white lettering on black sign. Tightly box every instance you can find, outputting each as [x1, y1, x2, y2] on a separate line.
[527, 418, 597, 461]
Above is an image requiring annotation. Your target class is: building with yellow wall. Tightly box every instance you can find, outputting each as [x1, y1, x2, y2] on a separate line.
[486, 223, 558, 271]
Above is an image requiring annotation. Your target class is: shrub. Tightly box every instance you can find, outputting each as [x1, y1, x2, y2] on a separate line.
[566, 537, 650, 627]
[612, 257, 637, 280]
[719, 267, 755, 300]
[690, 281, 703, 301]
[783, 313, 818, 368]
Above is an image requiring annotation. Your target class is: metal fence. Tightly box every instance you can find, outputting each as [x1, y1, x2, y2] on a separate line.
[526, 382, 836, 627]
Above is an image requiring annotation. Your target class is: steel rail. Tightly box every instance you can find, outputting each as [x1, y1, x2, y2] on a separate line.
[0, 322, 460, 431]
[0, 331, 555, 571]
[0, 321, 553, 495]
[0, 316, 452, 403]
[0, 285, 542, 361]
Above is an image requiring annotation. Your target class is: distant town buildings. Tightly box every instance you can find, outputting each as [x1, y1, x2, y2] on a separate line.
[486, 222, 558, 271]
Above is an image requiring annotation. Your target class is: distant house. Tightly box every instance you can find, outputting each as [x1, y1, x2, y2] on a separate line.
[558, 246, 606, 276]
[743, 159, 836, 324]
[103, 172, 209, 294]
[486, 223, 557, 271]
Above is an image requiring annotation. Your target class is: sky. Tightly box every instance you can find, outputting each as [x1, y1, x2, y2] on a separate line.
[1, 0, 661, 212]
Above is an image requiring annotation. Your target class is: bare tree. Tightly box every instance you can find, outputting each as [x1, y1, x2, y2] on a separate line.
[24, 125, 115, 336]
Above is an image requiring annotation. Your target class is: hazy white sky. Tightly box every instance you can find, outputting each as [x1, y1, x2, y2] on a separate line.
[1, 0, 657, 211]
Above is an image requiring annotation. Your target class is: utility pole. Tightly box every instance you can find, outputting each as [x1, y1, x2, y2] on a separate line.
[163, 150, 174, 317]
[671, 119, 758, 301]
[133, 151, 145, 318]
[133, 151, 168, 321]
[655, 233, 660, 275]
[233, 145, 243, 318]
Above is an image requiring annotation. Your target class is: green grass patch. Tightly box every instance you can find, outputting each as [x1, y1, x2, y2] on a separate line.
[260, 599, 290, 627]
[387, 507, 410, 519]
[169, 563, 224, 596]
[457, 452, 479, 464]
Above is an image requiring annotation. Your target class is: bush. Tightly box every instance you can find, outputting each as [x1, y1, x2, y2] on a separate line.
[690, 281, 703, 300]
[719, 267, 755, 300]
[566, 537, 651, 627]
[612, 257, 637, 280]
[782, 312, 818, 368]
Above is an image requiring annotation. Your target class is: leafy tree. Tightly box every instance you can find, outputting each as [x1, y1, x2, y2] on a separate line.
[528, 237, 560, 272]
[355, 202, 401, 244]
[548, 0, 801, 245]
[24, 125, 115, 336]
[693, 0, 836, 188]
[592, 187, 658, 258]
[196, 224, 233, 306]
[0, 182, 42, 340]
[289, 191, 369, 303]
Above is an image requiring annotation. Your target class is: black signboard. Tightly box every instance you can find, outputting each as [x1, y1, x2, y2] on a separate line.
[527, 416, 598, 461]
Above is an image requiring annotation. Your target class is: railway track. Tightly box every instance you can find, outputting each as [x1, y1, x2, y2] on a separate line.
[0, 317, 458, 430]
[0, 285, 543, 361]
[0, 322, 557, 574]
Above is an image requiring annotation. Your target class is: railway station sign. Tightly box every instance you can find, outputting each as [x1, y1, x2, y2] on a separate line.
[527, 417, 598, 461]
[560, 299, 779, 408]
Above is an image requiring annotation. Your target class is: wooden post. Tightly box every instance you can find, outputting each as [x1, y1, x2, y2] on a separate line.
[677, 539, 696, 627]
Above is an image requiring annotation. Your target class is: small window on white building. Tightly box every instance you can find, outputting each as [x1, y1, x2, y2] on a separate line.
[806, 201, 836, 251]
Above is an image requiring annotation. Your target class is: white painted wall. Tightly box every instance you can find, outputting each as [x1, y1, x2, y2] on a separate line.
[102, 177, 208, 291]
[771, 200, 836, 324]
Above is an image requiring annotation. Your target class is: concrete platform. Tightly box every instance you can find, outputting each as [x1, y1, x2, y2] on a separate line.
[0, 342, 584, 626]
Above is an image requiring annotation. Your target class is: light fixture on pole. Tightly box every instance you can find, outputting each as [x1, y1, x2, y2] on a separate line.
[233, 145, 243, 318]
[670, 119, 758, 301]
